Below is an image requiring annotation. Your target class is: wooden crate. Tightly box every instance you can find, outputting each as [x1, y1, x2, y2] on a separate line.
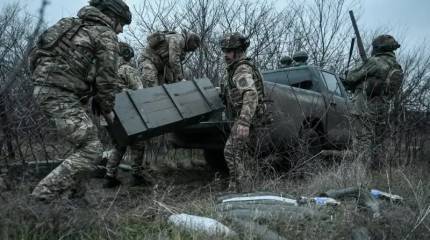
[109, 78, 224, 146]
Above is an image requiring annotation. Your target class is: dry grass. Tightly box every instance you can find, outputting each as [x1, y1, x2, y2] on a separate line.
[1, 152, 429, 240]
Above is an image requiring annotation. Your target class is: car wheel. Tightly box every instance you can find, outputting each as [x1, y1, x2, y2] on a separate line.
[203, 149, 229, 174]
[299, 127, 322, 156]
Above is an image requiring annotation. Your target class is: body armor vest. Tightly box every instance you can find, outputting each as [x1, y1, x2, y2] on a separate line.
[224, 58, 266, 122]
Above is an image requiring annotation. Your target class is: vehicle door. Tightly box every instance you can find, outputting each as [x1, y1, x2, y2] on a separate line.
[320, 71, 350, 146]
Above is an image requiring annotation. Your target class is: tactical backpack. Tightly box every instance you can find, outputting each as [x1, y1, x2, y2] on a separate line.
[384, 66, 403, 98]
[365, 63, 403, 98]
[147, 30, 176, 49]
[29, 17, 88, 72]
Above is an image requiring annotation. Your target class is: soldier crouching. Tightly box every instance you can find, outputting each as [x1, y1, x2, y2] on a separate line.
[29, 0, 131, 201]
[219, 32, 268, 192]
[103, 42, 153, 188]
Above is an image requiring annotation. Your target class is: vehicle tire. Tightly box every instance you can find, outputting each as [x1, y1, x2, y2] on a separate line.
[299, 127, 323, 156]
[203, 149, 229, 175]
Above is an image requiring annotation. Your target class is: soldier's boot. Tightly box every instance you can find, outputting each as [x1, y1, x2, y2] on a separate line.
[103, 175, 122, 188]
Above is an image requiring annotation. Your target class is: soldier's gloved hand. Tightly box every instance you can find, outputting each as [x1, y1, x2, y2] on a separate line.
[104, 111, 115, 125]
[236, 124, 250, 138]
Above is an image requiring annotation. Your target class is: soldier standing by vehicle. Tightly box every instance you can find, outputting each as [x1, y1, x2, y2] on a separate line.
[103, 42, 154, 188]
[139, 31, 201, 87]
[29, 0, 131, 201]
[343, 35, 403, 168]
[292, 51, 309, 66]
[219, 32, 267, 191]
[279, 56, 294, 68]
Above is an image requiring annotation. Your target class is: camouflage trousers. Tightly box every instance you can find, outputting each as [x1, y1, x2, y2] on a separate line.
[141, 59, 159, 87]
[352, 105, 389, 169]
[224, 122, 268, 191]
[105, 140, 146, 178]
[32, 86, 102, 201]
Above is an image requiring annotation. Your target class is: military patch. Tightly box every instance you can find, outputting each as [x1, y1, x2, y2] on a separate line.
[238, 77, 249, 88]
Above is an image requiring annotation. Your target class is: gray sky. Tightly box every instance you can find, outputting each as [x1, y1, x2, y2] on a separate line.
[3, 0, 430, 49]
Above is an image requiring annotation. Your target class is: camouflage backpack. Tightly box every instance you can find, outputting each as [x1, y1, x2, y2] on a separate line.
[147, 30, 177, 49]
[365, 62, 403, 98]
[384, 65, 403, 98]
[29, 17, 85, 71]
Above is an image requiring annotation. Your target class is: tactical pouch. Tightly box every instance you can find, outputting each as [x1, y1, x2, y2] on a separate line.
[365, 78, 384, 98]
[226, 88, 242, 115]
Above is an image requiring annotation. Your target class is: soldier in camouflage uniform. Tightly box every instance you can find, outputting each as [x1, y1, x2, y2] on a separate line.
[139, 31, 201, 87]
[103, 42, 153, 188]
[343, 35, 403, 168]
[292, 51, 309, 66]
[219, 33, 267, 191]
[279, 56, 294, 68]
[29, 0, 131, 201]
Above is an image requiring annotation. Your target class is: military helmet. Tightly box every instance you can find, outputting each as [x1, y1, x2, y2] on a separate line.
[220, 32, 250, 51]
[89, 0, 132, 25]
[293, 51, 309, 63]
[118, 42, 134, 61]
[372, 34, 400, 52]
[185, 31, 201, 51]
[280, 56, 293, 65]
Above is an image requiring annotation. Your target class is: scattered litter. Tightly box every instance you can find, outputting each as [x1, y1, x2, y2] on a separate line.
[370, 189, 403, 203]
[168, 213, 237, 237]
[298, 197, 341, 206]
[222, 195, 298, 206]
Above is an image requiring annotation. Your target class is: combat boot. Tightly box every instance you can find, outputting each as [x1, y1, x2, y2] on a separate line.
[103, 175, 121, 188]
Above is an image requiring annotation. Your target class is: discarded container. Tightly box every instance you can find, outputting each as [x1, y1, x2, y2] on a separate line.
[168, 213, 237, 237]
[298, 197, 341, 206]
[222, 195, 298, 206]
[370, 189, 403, 203]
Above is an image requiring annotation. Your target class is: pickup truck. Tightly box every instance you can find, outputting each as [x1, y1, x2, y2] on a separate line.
[171, 64, 351, 169]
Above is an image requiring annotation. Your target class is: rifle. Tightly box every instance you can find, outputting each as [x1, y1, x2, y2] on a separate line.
[349, 10, 367, 62]
[345, 37, 355, 81]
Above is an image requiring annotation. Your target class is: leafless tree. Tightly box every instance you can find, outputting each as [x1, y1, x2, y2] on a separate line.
[0, 1, 49, 167]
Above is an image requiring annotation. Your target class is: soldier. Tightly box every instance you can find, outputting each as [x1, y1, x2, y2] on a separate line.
[139, 31, 201, 87]
[219, 32, 267, 191]
[29, 0, 131, 201]
[292, 51, 309, 66]
[279, 56, 294, 68]
[343, 34, 403, 168]
[103, 42, 153, 188]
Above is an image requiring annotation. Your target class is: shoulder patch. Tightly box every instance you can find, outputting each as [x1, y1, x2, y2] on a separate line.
[238, 77, 248, 87]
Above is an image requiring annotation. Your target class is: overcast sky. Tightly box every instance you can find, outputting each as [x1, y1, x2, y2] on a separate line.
[2, 0, 429, 49]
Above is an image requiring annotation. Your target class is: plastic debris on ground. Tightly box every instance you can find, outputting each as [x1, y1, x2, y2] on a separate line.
[166, 188, 403, 239]
[167, 213, 237, 237]
[370, 189, 403, 203]
[298, 196, 341, 206]
[221, 195, 298, 206]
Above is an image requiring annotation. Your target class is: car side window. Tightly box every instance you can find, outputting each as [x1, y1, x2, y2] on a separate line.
[322, 72, 342, 96]
[286, 69, 314, 90]
[264, 72, 289, 85]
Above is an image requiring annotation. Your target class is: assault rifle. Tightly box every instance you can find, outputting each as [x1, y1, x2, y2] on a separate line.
[349, 10, 368, 62]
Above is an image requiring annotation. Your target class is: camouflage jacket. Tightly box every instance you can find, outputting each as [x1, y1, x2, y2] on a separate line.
[140, 33, 186, 83]
[30, 6, 120, 114]
[117, 62, 143, 91]
[221, 57, 265, 127]
[344, 52, 402, 115]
